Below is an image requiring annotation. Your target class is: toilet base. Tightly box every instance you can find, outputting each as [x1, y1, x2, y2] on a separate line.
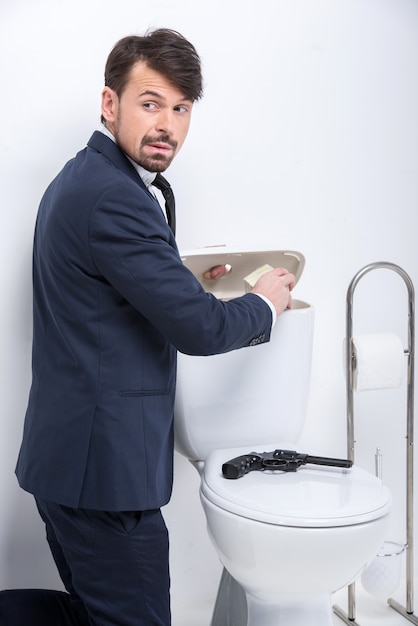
[211, 568, 247, 626]
[211, 568, 334, 626]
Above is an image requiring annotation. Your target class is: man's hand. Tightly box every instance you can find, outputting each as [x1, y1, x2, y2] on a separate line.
[203, 264, 232, 280]
[251, 268, 295, 316]
[202, 264, 295, 317]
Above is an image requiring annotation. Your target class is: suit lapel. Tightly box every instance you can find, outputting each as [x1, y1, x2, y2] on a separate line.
[87, 131, 177, 245]
[87, 131, 148, 192]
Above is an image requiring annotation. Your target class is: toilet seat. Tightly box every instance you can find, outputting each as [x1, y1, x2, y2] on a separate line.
[201, 446, 392, 528]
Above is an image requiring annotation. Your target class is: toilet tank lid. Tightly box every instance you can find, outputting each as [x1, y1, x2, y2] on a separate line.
[180, 247, 305, 300]
[201, 447, 392, 527]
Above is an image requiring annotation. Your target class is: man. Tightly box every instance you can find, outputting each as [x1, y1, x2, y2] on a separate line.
[9, 28, 294, 626]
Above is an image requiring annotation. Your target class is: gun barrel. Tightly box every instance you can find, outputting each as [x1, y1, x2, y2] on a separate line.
[306, 455, 353, 469]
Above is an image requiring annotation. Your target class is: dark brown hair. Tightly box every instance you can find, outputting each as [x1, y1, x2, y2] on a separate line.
[101, 28, 203, 123]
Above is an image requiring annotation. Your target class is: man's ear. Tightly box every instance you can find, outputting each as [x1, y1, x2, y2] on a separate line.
[101, 87, 118, 125]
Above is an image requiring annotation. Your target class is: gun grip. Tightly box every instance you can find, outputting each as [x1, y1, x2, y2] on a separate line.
[222, 454, 262, 479]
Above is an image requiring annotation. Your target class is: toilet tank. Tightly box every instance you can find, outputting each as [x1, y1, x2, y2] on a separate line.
[174, 248, 314, 462]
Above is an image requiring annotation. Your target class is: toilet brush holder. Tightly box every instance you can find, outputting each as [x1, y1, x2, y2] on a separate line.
[361, 541, 405, 600]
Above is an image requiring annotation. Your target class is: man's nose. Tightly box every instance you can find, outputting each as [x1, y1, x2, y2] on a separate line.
[155, 109, 175, 134]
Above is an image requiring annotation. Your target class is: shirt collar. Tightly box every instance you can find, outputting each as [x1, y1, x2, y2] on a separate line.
[98, 125, 157, 189]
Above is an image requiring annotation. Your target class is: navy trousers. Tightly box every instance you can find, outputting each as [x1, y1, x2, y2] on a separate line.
[0, 499, 171, 626]
[0, 589, 80, 626]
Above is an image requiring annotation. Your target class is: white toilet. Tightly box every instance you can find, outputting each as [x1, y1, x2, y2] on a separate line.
[174, 248, 391, 626]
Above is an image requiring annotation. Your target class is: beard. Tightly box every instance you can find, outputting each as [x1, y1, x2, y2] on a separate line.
[137, 133, 178, 172]
[113, 117, 178, 172]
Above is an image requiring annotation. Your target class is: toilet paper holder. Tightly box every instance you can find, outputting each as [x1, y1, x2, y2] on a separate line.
[332, 261, 416, 626]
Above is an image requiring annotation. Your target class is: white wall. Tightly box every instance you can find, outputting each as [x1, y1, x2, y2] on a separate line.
[1, 0, 417, 620]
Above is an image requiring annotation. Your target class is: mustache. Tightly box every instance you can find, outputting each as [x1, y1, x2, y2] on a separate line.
[141, 134, 177, 150]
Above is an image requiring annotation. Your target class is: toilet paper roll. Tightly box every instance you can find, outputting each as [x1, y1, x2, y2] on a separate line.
[349, 333, 405, 392]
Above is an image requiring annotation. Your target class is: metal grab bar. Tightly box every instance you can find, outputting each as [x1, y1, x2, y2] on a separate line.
[333, 262, 416, 625]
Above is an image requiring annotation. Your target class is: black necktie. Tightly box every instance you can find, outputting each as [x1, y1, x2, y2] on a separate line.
[153, 173, 176, 235]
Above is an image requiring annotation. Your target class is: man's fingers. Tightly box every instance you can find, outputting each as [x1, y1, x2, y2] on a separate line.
[203, 264, 232, 280]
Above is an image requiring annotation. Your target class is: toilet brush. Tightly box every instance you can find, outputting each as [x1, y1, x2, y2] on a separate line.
[361, 448, 405, 600]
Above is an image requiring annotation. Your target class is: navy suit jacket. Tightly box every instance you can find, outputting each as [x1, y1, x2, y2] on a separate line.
[16, 131, 272, 511]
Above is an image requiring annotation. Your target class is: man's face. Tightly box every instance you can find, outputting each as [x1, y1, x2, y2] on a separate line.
[101, 60, 193, 172]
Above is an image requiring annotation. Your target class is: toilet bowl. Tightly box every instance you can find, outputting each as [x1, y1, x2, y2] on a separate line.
[200, 445, 391, 626]
[174, 248, 392, 626]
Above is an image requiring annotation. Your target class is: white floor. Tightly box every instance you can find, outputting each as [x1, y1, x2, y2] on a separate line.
[173, 582, 417, 626]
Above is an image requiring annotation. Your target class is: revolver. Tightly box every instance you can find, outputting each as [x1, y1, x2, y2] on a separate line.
[222, 448, 353, 479]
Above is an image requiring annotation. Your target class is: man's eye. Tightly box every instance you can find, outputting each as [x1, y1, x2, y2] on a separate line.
[143, 102, 157, 110]
[175, 105, 189, 113]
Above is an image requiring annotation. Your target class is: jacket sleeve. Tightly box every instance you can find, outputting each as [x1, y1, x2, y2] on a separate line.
[88, 182, 272, 356]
